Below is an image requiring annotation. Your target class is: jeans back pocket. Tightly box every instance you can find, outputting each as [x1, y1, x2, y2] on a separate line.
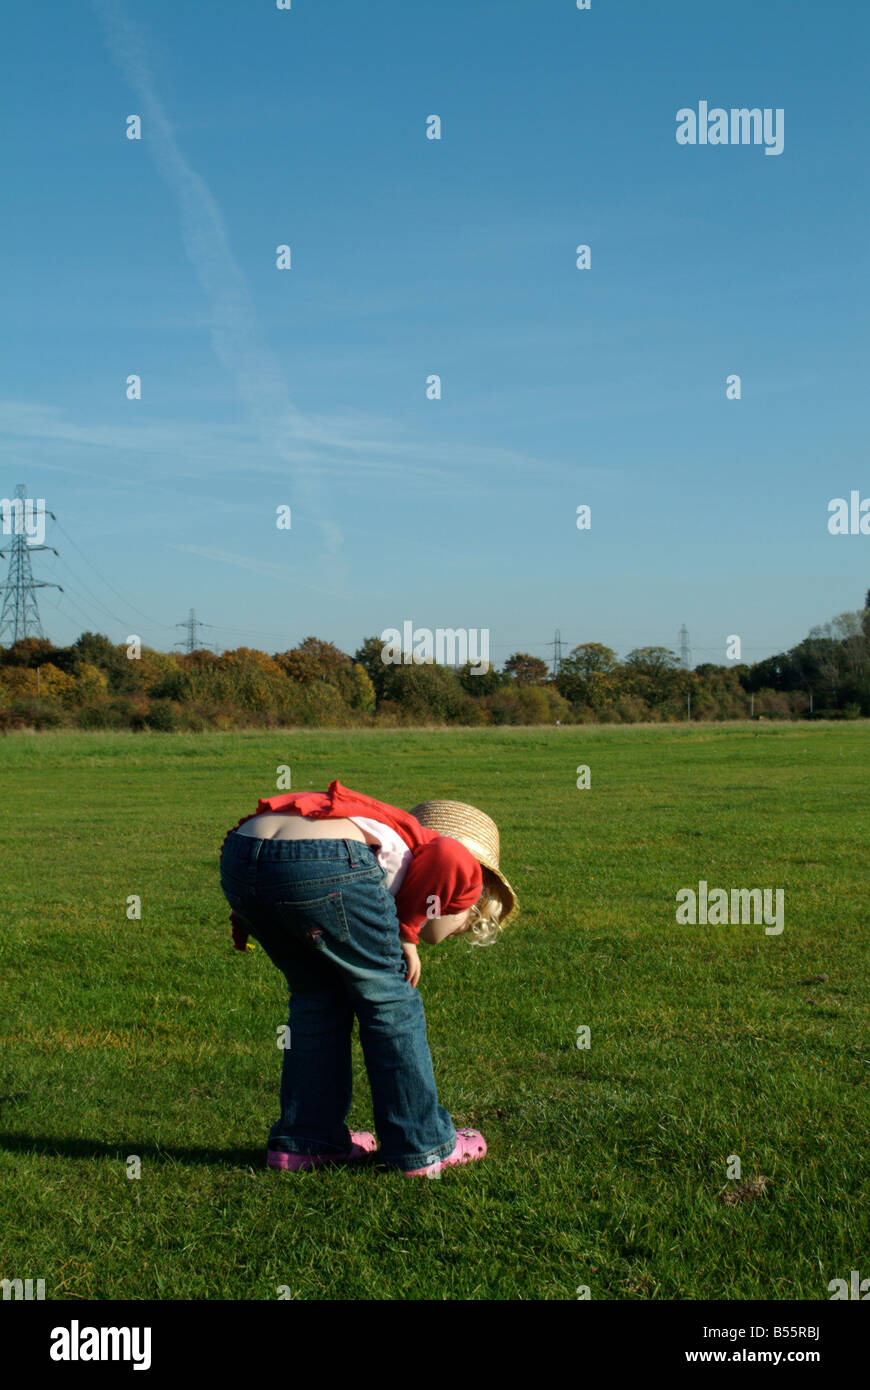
[271, 891, 351, 947]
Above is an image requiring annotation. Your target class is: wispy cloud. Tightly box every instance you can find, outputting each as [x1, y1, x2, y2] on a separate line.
[90, 0, 346, 577]
[167, 544, 351, 601]
[0, 398, 586, 495]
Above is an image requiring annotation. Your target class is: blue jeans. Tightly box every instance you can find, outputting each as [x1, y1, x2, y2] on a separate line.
[219, 831, 457, 1170]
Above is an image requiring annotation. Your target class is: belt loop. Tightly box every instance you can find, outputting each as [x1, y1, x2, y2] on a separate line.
[247, 834, 262, 894]
[346, 838, 361, 866]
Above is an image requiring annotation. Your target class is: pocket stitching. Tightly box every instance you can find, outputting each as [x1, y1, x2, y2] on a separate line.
[272, 891, 350, 943]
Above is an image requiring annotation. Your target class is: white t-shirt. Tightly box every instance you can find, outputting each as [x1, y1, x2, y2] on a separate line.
[347, 816, 413, 896]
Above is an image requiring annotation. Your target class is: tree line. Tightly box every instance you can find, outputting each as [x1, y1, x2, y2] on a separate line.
[1, 592, 868, 732]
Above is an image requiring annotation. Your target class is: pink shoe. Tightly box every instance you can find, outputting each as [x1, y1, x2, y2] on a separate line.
[267, 1131, 377, 1171]
[402, 1128, 487, 1177]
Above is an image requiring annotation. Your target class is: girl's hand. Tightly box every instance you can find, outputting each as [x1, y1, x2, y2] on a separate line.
[401, 941, 421, 988]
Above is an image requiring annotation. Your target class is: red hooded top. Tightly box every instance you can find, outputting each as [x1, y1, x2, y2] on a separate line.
[222, 780, 482, 947]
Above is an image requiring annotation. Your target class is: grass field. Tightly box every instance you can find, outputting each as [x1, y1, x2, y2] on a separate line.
[1, 723, 868, 1301]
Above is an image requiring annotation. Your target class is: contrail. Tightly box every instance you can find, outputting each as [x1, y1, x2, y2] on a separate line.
[90, 0, 344, 563]
[170, 545, 352, 601]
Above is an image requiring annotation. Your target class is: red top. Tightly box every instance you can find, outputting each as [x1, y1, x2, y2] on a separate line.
[222, 780, 482, 947]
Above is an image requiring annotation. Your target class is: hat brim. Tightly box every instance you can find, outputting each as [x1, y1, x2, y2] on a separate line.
[409, 799, 519, 928]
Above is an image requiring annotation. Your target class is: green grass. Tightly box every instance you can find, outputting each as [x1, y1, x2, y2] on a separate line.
[1, 723, 868, 1300]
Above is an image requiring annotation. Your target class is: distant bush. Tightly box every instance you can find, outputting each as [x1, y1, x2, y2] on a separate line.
[485, 691, 524, 726]
[145, 699, 180, 732]
[77, 701, 114, 729]
[1, 698, 66, 731]
[614, 695, 653, 724]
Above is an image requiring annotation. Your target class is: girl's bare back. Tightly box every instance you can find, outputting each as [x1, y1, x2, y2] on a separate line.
[234, 811, 377, 845]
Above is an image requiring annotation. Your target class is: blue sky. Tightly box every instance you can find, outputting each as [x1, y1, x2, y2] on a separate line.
[2, 0, 867, 668]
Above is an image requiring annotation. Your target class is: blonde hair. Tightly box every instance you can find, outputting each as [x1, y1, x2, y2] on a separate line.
[465, 870, 504, 947]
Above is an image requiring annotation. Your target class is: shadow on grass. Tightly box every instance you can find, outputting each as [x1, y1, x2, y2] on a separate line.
[0, 1132, 264, 1169]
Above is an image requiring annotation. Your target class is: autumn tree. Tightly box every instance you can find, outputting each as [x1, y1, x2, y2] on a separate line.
[379, 661, 467, 722]
[623, 647, 681, 708]
[556, 643, 620, 711]
[276, 637, 353, 685]
[354, 636, 391, 699]
[0, 636, 55, 667]
[37, 662, 77, 707]
[503, 652, 549, 685]
[456, 660, 506, 695]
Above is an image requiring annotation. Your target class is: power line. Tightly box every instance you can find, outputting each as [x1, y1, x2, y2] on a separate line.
[46, 553, 139, 632]
[52, 519, 176, 632]
[42, 586, 111, 635]
[11, 503, 795, 668]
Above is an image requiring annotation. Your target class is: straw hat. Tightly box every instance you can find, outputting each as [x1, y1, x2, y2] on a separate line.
[410, 799, 518, 926]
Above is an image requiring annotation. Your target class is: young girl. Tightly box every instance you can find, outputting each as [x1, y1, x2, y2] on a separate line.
[219, 779, 517, 1177]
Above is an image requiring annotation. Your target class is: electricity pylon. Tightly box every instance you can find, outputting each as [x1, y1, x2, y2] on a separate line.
[0, 484, 62, 646]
